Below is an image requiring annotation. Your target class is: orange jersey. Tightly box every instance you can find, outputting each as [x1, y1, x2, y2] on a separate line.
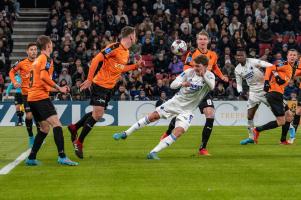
[294, 59, 301, 88]
[264, 62, 292, 94]
[183, 49, 224, 79]
[87, 42, 138, 89]
[9, 58, 34, 95]
[28, 54, 55, 102]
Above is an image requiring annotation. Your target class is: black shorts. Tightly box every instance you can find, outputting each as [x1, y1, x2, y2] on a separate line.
[266, 92, 287, 117]
[14, 93, 23, 105]
[297, 90, 301, 106]
[22, 95, 31, 113]
[28, 98, 57, 122]
[90, 83, 112, 108]
[198, 94, 214, 113]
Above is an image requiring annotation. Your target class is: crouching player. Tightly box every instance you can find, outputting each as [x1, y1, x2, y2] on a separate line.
[113, 55, 215, 159]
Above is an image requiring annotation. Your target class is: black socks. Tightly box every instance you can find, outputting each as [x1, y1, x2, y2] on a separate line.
[200, 118, 214, 149]
[75, 112, 92, 130]
[78, 116, 97, 143]
[53, 126, 66, 158]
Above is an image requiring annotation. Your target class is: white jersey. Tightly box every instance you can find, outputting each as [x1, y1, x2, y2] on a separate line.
[235, 58, 273, 93]
[158, 68, 215, 114]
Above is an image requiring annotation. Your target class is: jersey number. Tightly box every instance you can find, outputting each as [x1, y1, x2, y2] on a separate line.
[29, 70, 34, 88]
[207, 99, 212, 105]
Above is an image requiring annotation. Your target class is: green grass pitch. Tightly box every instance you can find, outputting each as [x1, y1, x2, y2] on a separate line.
[0, 126, 301, 200]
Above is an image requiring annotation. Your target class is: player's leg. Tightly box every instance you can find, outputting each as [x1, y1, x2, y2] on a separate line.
[198, 98, 215, 155]
[23, 95, 35, 147]
[46, 115, 78, 166]
[253, 92, 285, 143]
[280, 109, 293, 144]
[159, 117, 176, 140]
[71, 84, 110, 158]
[113, 111, 161, 140]
[240, 104, 258, 145]
[68, 111, 92, 142]
[15, 93, 23, 126]
[26, 121, 50, 165]
[147, 113, 192, 160]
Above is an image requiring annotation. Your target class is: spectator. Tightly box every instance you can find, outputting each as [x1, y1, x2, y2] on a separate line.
[113, 85, 131, 101]
[71, 79, 86, 100]
[226, 80, 239, 100]
[228, 16, 241, 36]
[141, 38, 155, 55]
[284, 79, 298, 99]
[155, 91, 168, 107]
[135, 90, 150, 101]
[142, 68, 156, 86]
[58, 68, 72, 87]
[214, 82, 226, 100]
[168, 55, 183, 75]
[258, 23, 273, 43]
[154, 53, 168, 73]
[153, 79, 169, 98]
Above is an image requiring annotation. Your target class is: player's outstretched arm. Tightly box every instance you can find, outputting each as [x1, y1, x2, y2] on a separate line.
[203, 71, 215, 90]
[212, 64, 228, 82]
[170, 71, 188, 89]
[249, 58, 273, 68]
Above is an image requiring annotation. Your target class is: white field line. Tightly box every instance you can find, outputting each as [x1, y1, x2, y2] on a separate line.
[0, 149, 31, 175]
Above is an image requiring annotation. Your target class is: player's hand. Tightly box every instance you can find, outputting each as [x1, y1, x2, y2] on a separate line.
[80, 80, 92, 91]
[263, 80, 270, 92]
[14, 83, 21, 88]
[221, 76, 229, 82]
[58, 86, 69, 94]
[136, 59, 145, 68]
[182, 81, 191, 87]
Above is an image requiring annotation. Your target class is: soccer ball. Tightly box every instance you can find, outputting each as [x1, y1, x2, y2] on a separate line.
[171, 40, 187, 56]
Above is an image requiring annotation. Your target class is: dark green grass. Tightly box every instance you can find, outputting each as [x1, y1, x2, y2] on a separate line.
[0, 126, 301, 200]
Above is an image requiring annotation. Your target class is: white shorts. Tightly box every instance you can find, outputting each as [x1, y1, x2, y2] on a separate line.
[156, 101, 193, 132]
[247, 91, 269, 109]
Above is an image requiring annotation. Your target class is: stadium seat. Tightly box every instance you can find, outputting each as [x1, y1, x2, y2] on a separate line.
[259, 43, 272, 57]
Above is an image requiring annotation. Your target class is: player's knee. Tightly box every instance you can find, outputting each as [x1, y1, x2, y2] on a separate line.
[204, 109, 215, 118]
[276, 117, 286, 126]
[173, 127, 185, 138]
[26, 112, 32, 120]
[40, 124, 50, 133]
[149, 112, 160, 122]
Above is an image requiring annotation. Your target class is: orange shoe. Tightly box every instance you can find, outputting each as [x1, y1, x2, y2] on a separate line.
[199, 148, 211, 156]
[280, 140, 291, 145]
[252, 128, 260, 144]
[160, 132, 168, 141]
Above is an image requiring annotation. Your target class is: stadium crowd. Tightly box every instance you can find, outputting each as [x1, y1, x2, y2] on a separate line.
[0, 0, 18, 99]
[2, 0, 301, 101]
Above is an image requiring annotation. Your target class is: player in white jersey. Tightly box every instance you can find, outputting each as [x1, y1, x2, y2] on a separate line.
[113, 55, 215, 159]
[235, 49, 274, 145]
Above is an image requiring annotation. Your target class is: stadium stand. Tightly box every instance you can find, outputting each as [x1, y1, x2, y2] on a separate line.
[2, 0, 301, 101]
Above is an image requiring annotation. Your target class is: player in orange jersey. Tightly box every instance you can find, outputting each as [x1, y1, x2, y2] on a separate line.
[25, 35, 78, 166]
[160, 30, 228, 156]
[252, 49, 297, 143]
[9, 42, 37, 147]
[68, 26, 144, 159]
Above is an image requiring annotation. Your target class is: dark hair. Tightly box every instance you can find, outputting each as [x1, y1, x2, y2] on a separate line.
[288, 49, 299, 54]
[194, 55, 209, 66]
[36, 35, 52, 50]
[236, 48, 246, 54]
[121, 26, 136, 38]
[26, 42, 37, 50]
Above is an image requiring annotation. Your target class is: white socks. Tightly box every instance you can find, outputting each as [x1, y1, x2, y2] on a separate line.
[125, 116, 150, 136]
[150, 134, 177, 153]
[248, 120, 254, 139]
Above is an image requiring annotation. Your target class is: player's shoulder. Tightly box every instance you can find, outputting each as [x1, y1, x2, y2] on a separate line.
[276, 60, 288, 67]
[205, 70, 215, 77]
[101, 42, 121, 56]
[12, 58, 27, 68]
